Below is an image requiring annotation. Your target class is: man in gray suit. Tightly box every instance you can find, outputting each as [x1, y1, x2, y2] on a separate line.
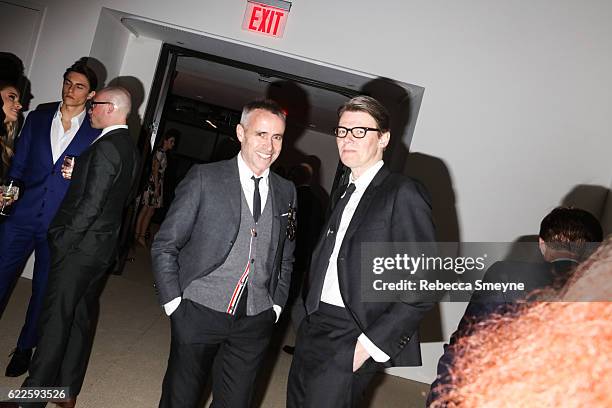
[152, 99, 297, 408]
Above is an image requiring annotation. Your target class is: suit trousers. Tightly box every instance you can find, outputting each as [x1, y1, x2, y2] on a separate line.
[21, 247, 112, 406]
[159, 299, 276, 408]
[287, 303, 380, 408]
[0, 219, 51, 350]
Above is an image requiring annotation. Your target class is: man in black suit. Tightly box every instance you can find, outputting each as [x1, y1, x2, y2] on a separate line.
[287, 96, 436, 407]
[20, 86, 140, 407]
[426, 206, 603, 406]
[152, 99, 297, 408]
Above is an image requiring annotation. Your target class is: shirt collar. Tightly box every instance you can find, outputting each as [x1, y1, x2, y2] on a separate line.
[237, 151, 270, 184]
[55, 102, 87, 127]
[349, 160, 384, 192]
[99, 124, 128, 138]
[551, 258, 579, 264]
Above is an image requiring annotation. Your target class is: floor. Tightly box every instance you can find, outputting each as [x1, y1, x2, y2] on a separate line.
[0, 244, 429, 407]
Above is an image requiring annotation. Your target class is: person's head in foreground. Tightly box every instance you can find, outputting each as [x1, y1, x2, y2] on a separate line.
[430, 236, 612, 407]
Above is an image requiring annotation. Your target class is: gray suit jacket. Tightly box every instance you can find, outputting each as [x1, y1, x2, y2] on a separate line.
[151, 157, 297, 308]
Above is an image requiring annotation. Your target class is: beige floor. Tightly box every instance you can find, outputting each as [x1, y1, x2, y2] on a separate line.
[0, 245, 429, 407]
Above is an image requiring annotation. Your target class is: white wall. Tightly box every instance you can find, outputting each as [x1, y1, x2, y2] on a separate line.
[19, 0, 612, 383]
[118, 35, 162, 117]
[89, 8, 131, 85]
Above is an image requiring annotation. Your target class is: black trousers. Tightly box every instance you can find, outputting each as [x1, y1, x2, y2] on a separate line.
[159, 299, 276, 408]
[21, 249, 111, 407]
[287, 303, 380, 408]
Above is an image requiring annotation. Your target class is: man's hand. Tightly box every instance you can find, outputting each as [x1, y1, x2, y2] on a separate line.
[353, 340, 371, 372]
[61, 168, 73, 180]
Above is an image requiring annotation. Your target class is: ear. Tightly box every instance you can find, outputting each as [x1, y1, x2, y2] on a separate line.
[378, 131, 390, 149]
[86, 90, 95, 101]
[538, 237, 547, 258]
[236, 123, 245, 143]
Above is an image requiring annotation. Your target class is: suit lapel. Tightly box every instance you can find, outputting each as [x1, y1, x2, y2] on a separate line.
[223, 157, 241, 228]
[41, 109, 56, 166]
[343, 166, 390, 241]
[268, 173, 281, 260]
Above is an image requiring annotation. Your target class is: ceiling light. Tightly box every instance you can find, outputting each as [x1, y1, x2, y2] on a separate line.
[205, 120, 218, 129]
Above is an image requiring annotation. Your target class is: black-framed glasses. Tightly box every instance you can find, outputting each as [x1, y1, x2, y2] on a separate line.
[333, 126, 381, 138]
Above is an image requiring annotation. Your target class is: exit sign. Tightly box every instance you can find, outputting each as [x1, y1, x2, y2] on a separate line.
[242, 0, 291, 38]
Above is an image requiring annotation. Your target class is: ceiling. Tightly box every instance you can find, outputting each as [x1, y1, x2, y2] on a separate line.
[117, 12, 425, 145]
[117, 13, 387, 133]
[172, 56, 350, 132]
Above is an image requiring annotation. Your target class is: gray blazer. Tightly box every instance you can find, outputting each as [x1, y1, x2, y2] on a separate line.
[151, 157, 297, 308]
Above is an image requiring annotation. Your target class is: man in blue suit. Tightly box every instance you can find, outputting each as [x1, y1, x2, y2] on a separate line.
[0, 59, 100, 377]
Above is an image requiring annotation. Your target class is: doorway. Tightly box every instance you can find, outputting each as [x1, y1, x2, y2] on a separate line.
[116, 12, 424, 270]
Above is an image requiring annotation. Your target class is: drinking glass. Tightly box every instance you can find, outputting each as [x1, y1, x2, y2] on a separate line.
[0, 179, 19, 216]
[61, 155, 76, 180]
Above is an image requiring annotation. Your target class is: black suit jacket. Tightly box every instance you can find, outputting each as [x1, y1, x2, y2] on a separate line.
[48, 128, 140, 264]
[151, 157, 297, 308]
[308, 166, 436, 367]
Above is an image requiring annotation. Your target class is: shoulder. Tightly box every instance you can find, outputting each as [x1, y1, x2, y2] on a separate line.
[187, 158, 235, 180]
[382, 172, 431, 205]
[205, 157, 235, 173]
[24, 106, 56, 122]
[270, 170, 292, 187]
[270, 171, 296, 195]
[93, 136, 123, 162]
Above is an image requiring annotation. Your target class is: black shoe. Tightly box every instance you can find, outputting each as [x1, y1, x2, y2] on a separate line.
[5, 347, 32, 377]
[282, 345, 295, 355]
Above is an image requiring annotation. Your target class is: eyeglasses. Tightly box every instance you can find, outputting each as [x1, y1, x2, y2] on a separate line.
[90, 101, 115, 107]
[333, 126, 380, 138]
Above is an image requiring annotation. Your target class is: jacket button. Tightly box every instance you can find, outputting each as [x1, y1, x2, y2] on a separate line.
[251, 259, 255, 264]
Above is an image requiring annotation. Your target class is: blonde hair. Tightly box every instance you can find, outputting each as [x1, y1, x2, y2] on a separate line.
[1, 120, 17, 170]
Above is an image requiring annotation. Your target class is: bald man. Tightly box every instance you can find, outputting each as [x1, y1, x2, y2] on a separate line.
[21, 87, 140, 408]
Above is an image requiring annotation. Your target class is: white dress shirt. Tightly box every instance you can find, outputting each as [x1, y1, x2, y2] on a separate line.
[236, 151, 269, 215]
[320, 159, 390, 362]
[50, 104, 87, 163]
[163, 152, 281, 321]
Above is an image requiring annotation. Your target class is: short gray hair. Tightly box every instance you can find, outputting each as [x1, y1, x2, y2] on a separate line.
[240, 99, 286, 126]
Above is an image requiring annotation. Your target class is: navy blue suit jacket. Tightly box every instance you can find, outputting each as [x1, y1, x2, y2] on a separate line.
[8, 105, 100, 228]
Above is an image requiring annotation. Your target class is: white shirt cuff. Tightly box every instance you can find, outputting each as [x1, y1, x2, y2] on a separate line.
[272, 304, 282, 323]
[358, 333, 390, 363]
[163, 297, 182, 316]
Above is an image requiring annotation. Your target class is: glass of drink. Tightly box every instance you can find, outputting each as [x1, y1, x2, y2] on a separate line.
[61, 155, 76, 180]
[0, 179, 19, 216]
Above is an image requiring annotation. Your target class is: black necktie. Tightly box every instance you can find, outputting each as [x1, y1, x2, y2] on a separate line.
[252, 176, 262, 223]
[327, 183, 356, 237]
[305, 183, 356, 314]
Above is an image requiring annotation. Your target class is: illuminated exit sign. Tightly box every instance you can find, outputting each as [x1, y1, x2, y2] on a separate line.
[242, 0, 291, 38]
